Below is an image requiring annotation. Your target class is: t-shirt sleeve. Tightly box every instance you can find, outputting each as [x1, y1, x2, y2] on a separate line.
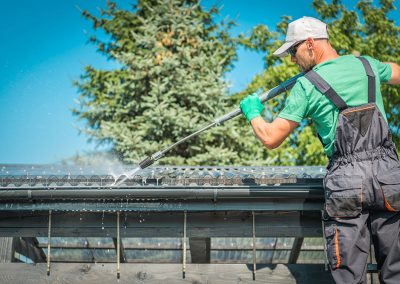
[363, 56, 392, 83]
[277, 81, 309, 123]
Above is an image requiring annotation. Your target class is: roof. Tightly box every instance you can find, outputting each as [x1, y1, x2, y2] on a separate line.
[0, 164, 329, 268]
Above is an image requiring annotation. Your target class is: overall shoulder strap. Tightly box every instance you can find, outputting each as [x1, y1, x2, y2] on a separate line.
[304, 70, 348, 111]
[356, 56, 376, 103]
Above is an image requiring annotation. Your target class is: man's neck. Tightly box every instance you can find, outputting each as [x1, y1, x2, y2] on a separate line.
[315, 45, 339, 65]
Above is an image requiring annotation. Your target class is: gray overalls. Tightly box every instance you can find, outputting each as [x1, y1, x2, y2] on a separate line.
[305, 57, 400, 284]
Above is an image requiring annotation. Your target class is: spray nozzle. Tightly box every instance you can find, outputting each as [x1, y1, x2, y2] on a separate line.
[139, 151, 164, 169]
[139, 156, 154, 169]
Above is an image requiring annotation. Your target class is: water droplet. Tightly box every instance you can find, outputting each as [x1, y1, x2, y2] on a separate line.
[101, 210, 105, 229]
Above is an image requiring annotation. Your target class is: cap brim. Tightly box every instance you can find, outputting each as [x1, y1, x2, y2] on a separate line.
[273, 41, 297, 57]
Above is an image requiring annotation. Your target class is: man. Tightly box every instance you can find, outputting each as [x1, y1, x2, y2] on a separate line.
[240, 16, 400, 284]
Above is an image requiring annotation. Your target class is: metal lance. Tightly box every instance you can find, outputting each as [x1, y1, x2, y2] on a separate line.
[138, 73, 304, 170]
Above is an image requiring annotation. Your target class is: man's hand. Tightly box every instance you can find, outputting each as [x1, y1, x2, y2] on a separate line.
[240, 93, 265, 123]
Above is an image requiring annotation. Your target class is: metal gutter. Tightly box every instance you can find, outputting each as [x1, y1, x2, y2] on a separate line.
[0, 185, 323, 200]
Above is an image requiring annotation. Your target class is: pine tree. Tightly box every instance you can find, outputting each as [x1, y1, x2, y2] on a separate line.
[74, 0, 270, 165]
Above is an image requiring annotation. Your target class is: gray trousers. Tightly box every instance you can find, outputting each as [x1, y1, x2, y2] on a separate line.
[323, 145, 400, 284]
[305, 56, 400, 283]
[324, 210, 400, 284]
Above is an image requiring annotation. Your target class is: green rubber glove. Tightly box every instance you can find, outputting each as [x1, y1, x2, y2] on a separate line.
[240, 93, 265, 123]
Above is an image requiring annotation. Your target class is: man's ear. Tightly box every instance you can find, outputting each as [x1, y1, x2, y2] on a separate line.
[306, 38, 314, 50]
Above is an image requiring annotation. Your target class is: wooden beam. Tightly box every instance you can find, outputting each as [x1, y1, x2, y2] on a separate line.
[288, 237, 304, 264]
[0, 263, 335, 283]
[112, 238, 126, 263]
[188, 237, 210, 263]
[0, 211, 322, 238]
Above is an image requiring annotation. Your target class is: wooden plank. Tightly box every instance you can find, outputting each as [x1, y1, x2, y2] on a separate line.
[35, 244, 324, 251]
[189, 237, 210, 263]
[0, 237, 14, 262]
[0, 263, 335, 284]
[0, 211, 322, 238]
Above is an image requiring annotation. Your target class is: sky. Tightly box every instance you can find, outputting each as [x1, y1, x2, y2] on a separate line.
[0, 0, 398, 164]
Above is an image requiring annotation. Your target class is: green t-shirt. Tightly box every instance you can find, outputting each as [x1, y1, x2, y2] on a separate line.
[278, 55, 392, 157]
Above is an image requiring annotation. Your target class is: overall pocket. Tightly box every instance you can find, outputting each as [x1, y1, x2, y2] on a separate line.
[324, 224, 341, 270]
[376, 167, 400, 212]
[324, 175, 363, 218]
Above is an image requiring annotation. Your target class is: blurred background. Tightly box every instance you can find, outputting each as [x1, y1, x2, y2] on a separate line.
[1, 0, 399, 166]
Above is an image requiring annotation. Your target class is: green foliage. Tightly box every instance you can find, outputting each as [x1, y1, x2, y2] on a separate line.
[74, 0, 399, 167]
[235, 0, 400, 165]
[74, 0, 274, 166]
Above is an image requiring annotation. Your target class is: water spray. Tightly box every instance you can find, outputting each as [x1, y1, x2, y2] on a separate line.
[113, 73, 303, 186]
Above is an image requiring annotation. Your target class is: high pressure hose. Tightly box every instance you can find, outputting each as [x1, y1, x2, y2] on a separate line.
[138, 73, 304, 170]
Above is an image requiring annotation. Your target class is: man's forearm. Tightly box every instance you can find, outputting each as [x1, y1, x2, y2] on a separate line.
[250, 117, 299, 150]
[387, 62, 400, 85]
[250, 117, 277, 149]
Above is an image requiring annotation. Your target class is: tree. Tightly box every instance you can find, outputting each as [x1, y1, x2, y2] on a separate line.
[75, 0, 399, 167]
[236, 0, 400, 165]
[74, 0, 272, 165]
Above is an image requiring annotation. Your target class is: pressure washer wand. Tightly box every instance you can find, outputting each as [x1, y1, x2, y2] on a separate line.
[138, 73, 304, 170]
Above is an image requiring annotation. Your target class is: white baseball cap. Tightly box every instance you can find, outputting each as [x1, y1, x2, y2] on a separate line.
[273, 16, 328, 57]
